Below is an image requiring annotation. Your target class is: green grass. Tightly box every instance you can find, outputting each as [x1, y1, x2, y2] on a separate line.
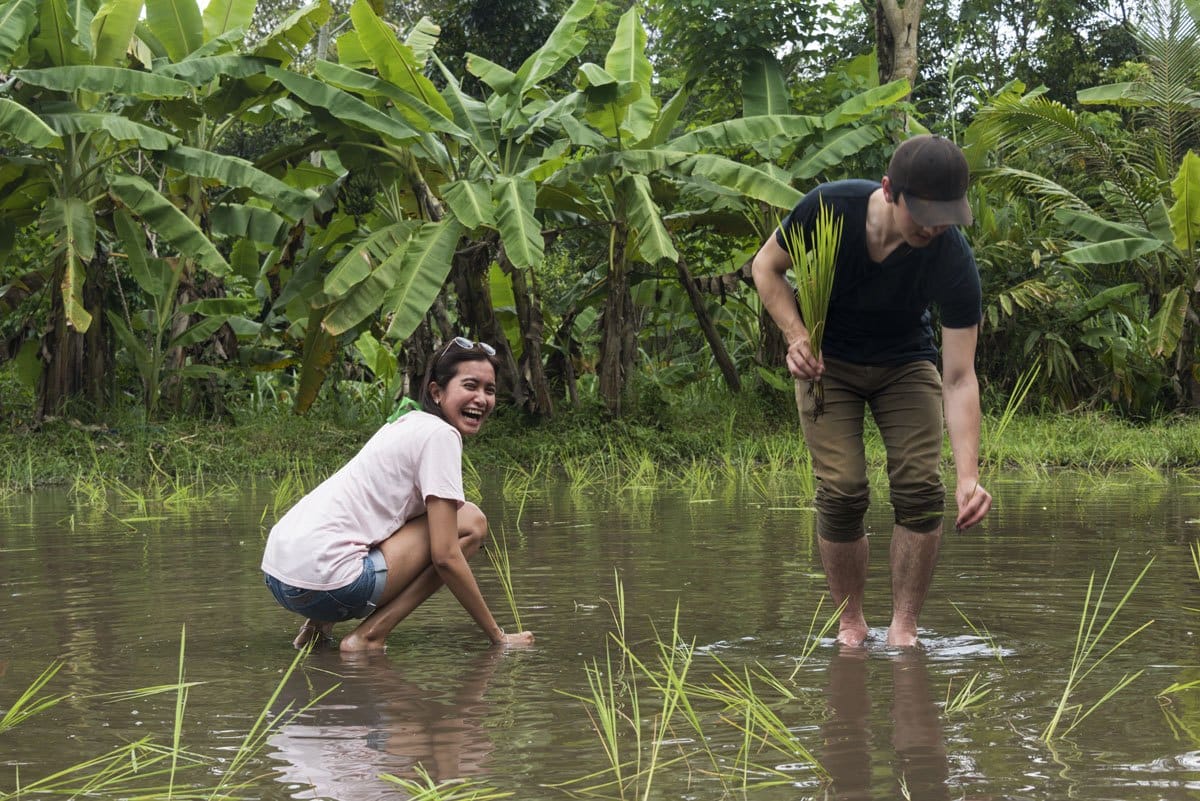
[380, 764, 512, 800]
[7, 380, 1200, 492]
[944, 672, 993, 714]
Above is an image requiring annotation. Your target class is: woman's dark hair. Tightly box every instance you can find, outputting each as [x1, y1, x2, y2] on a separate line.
[418, 340, 500, 418]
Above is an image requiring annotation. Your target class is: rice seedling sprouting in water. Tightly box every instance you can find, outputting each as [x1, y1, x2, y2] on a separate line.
[0, 662, 68, 734]
[944, 672, 992, 714]
[950, 602, 1006, 668]
[1042, 551, 1154, 741]
[788, 594, 846, 680]
[380, 763, 512, 800]
[3, 627, 333, 799]
[777, 199, 843, 421]
[1188, 542, 1200, 613]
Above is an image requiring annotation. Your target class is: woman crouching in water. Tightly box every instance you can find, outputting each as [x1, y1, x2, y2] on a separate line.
[261, 337, 535, 652]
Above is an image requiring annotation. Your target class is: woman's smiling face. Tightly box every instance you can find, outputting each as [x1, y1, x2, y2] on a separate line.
[430, 358, 497, 436]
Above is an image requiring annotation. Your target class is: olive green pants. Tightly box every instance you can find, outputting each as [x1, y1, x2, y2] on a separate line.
[796, 358, 945, 542]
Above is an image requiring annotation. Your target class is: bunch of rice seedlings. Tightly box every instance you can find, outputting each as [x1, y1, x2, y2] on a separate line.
[777, 200, 843, 421]
[486, 526, 524, 632]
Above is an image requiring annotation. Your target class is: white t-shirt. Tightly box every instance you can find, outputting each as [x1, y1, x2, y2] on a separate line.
[261, 411, 465, 590]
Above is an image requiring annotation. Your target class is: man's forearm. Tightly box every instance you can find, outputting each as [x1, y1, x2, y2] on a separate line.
[943, 376, 982, 483]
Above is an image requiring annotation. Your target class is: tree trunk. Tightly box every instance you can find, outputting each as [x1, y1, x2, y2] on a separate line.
[675, 255, 741, 392]
[1, 269, 47, 364]
[36, 250, 110, 422]
[401, 318, 436, 400]
[499, 248, 555, 417]
[546, 311, 581, 407]
[598, 224, 634, 416]
[160, 265, 195, 413]
[688, 255, 788, 373]
[449, 239, 526, 410]
[875, 0, 923, 91]
[1179, 289, 1200, 408]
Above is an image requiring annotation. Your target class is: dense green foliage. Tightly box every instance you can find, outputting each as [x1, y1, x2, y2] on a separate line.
[4, 358, 1200, 491]
[0, 0, 1196, 435]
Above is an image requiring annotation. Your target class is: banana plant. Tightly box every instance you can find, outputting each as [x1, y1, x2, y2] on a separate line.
[106, 211, 255, 419]
[0, 0, 333, 418]
[530, 6, 810, 413]
[0, 0, 212, 417]
[128, 0, 331, 413]
[245, 0, 477, 413]
[278, 0, 601, 415]
[431, 0, 604, 416]
[544, 21, 910, 413]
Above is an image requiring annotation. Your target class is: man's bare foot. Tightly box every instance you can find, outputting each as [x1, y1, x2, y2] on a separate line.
[836, 620, 870, 647]
[885, 624, 919, 648]
[293, 620, 334, 650]
[338, 631, 387, 653]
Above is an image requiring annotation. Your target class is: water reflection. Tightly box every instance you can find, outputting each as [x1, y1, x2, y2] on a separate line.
[267, 648, 501, 801]
[821, 649, 951, 801]
[4, 474, 1200, 801]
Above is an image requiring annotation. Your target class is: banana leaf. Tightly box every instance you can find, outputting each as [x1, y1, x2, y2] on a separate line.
[383, 218, 465, 340]
[144, 0, 203, 62]
[0, 0, 38, 67]
[91, 0, 143, 67]
[0, 99, 61, 148]
[493, 175, 543, 270]
[109, 174, 229, 276]
[265, 65, 418, 143]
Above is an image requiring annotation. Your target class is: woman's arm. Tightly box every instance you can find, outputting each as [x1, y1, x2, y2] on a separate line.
[426, 497, 532, 645]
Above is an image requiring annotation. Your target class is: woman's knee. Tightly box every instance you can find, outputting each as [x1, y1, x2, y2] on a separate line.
[459, 501, 488, 543]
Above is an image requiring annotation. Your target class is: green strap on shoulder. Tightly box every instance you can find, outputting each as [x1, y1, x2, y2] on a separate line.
[387, 396, 422, 423]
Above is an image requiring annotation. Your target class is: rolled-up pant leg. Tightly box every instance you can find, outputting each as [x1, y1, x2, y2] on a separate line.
[868, 361, 945, 533]
[797, 360, 870, 542]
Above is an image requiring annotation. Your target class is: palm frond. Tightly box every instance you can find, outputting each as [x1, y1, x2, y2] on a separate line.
[979, 91, 1163, 215]
[974, 166, 1090, 216]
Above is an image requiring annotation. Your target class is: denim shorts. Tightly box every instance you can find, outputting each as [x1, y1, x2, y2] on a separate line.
[264, 550, 388, 623]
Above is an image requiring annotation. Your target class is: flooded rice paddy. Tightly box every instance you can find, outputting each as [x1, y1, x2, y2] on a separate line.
[3, 471, 1200, 800]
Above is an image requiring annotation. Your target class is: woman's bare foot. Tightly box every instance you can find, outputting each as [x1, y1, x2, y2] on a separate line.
[293, 619, 334, 649]
[338, 630, 388, 653]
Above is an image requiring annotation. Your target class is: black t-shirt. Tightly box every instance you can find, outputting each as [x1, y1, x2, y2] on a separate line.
[775, 179, 981, 366]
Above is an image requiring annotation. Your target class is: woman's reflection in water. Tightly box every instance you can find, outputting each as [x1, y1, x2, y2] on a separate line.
[267, 647, 502, 801]
[820, 649, 951, 801]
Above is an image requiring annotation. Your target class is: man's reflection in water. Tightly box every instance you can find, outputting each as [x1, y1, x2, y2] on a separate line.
[267, 648, 502, 801]
[820, 649, 950, 801]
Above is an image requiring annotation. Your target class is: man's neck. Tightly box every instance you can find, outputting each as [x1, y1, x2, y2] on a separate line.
[865, 188, 904, 263]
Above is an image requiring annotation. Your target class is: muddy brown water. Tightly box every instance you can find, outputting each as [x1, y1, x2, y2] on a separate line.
[3, 473, 1200, 800]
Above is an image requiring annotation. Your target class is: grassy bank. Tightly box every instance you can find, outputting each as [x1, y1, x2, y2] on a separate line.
[2, 381, 1200, 491]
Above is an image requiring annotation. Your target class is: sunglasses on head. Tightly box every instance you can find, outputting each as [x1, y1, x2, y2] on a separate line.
[441, 336, 496, 357]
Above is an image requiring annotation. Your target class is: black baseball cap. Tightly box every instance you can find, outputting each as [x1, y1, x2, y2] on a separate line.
[886, 135, 973, 227]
